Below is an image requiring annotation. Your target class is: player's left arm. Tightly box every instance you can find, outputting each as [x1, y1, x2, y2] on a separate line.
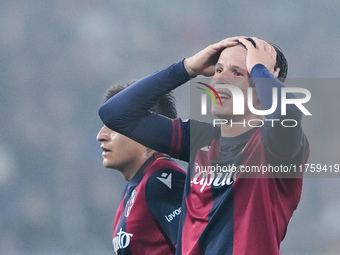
[252, 65, 307, 157]
[239, 37, 307, 158]
[145, 167, 186, 246]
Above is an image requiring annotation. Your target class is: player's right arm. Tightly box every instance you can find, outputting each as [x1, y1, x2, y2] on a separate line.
[99, 60, 191, 161]
[99, 37, 239, 161]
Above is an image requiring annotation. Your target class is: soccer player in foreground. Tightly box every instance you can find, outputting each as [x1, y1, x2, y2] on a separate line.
[97, 84, 186, 254]
[99, 36, 310, 254]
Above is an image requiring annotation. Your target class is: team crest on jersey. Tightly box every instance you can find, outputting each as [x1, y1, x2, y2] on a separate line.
[124, 189, 136, 217]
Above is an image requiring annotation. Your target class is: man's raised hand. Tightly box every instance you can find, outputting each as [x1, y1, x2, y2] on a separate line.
[184, 37, 241, 78]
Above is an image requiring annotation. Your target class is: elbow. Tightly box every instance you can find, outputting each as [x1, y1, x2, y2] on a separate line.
[98, 103, 131, 134]
[98, 104, 109, 125]
[98, 103, 119, 130]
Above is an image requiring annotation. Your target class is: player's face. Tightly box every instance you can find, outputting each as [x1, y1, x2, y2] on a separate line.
[97, 125, 148, 173]
[210, 45, 260, 118]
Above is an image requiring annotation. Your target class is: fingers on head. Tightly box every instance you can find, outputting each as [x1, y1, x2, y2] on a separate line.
[219, 36, 276, 56]
[219, 36, 243, 47]
[245, 37, 276, 54]
[237, 37, 254, 49]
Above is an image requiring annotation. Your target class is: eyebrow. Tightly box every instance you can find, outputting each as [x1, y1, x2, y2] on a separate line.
[230, 65, 247, 73]
[215, 63, 222, 68]
[215, 63, 247, 74]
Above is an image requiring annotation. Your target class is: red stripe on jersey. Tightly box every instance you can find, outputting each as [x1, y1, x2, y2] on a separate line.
[170, 119, 182, 158]
[170, 119, 176, 157]
[175, 119, 182, 155]
[182, 186, 214, 255]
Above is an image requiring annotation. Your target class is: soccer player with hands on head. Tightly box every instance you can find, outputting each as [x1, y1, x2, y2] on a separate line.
[99, 36, 309, 255]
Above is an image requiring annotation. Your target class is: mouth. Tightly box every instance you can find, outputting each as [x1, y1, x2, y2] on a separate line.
[101, 146, 112, 156]
[215, 90, 231, 101]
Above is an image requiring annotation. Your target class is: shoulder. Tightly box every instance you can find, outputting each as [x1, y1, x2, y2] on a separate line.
[147, 155, 186, 175]
[190, 119, 220, 149]
[144, 156, 185, 204]
[144, 166, 185, 230]
[146, 157, 186, 192]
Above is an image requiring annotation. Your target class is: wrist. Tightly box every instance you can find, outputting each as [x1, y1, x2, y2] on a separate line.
[250, 64, 274, 79]
[183, 58, 197, 78]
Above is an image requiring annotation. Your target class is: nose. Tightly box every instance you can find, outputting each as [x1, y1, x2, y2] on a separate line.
[97, 125, 110, 142]
[211, 76, 233, 88]
[212, 70, 237, 88]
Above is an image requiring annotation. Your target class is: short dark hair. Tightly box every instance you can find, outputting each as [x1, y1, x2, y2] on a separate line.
[239, 37, 288, 83]
[104, 81, 178, 119]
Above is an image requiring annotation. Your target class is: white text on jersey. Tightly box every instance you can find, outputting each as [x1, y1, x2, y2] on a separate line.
[165, 207, 181, 222]
[191, 170, 236, 192]
[112, 228, 133, 253]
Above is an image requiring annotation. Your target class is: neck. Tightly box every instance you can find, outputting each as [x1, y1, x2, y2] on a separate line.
[120, 151, 155, 182]
[121, 168, 140, 182]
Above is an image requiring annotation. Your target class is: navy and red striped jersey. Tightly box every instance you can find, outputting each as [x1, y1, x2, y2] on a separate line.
[175, 122, 309, 255]
[112, 153, 186, 255]
[99, 60, 310, 255]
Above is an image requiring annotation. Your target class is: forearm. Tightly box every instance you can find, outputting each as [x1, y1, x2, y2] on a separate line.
[251, 64, 302, 119]
[99, 60, 190, 130]
[98, 60, 191, 160]
[251, 64, 304, 157]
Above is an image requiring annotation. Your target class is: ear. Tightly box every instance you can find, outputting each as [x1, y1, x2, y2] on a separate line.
[273, 67, 280, 78]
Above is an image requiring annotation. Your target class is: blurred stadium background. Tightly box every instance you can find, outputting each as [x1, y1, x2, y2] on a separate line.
[0, 0, 339, 254]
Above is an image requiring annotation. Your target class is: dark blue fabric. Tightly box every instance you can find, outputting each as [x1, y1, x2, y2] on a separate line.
[99, 60, 190, 161]
[251, 64, 304, 157]
[145, 168, 186, 245]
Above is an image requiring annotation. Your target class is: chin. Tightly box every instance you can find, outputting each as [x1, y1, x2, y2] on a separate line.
[211, 105, 230, 116]
[211, 109, 231, 119]
[103, 160, 113, 169]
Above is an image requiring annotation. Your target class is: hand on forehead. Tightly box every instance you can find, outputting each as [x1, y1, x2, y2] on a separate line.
[236, 37, 278, 76]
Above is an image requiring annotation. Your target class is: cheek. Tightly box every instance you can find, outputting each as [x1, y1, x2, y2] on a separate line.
[106, 136, 127, 160]
[242, 83, 258, 101]
[115, 138, 145, 157]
